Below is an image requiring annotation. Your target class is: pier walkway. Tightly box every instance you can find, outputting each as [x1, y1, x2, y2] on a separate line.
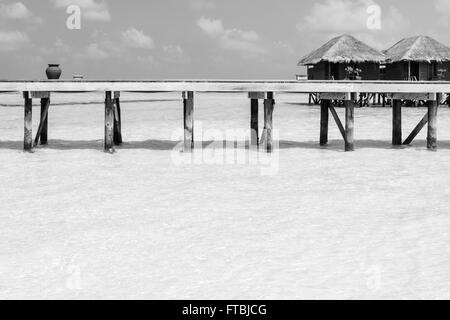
[0, 80, 448, 152]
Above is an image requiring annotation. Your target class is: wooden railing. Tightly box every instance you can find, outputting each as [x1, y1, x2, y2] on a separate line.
[1, 79, 450, 93]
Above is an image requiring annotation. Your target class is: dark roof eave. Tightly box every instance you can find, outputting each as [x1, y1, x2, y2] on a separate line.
[385, 58, 450, 64]
[298, 58, 385, 66]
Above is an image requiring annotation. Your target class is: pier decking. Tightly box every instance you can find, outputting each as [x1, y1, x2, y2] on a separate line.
[0, 80, 449, 153]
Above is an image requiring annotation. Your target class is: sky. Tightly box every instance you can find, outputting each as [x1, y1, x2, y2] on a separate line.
[1, 0, 450, 79]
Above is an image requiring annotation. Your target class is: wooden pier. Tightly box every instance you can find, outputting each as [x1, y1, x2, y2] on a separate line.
[1, 80, 449, 153]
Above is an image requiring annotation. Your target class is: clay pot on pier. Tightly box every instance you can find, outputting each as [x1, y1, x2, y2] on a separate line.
[46, 64, 62, 80]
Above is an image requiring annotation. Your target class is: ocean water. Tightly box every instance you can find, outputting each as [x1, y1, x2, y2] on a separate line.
[1, 92, 450, 299]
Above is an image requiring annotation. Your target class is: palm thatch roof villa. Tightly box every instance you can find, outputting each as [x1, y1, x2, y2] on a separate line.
[384, 36, 450, 81]
[298, 34, 386, 80]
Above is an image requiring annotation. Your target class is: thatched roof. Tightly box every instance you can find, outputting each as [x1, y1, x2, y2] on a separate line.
[384, 36, 450, 63]
[297, 34, 385, 66]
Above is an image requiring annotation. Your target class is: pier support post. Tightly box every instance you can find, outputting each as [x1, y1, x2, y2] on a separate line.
[104, 91, 115, 153]
[23, 92, 33, 152]
[320, 99, 329, 146]
[427, 94, 440, 151]
[183, 91, 194, 152]
[39, 97, 50, 145]
[263, 92, 275, 153]
[250, 98, 259, 147]
[113, 91, 122, 145]
[403, 113, 428, 146]
[32, 92, 51, 147]
[344, 93, 355, 152]
[392, 99, 402, 145]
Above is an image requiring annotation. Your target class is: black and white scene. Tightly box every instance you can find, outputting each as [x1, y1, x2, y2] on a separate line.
[1, 0, 450, 302]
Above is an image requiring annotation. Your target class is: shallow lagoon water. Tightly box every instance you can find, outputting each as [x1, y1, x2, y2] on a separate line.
[1, 92, 450, 299]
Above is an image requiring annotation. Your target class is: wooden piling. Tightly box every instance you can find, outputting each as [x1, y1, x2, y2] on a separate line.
[344, 94, 355, 152]
[263, 92, 275, 153]
[32, 91, 50, 147]
[427, 94, 440, 151]
[39, 98, 50, 145]
[320, 99, 329, 146]
[113, 92, 122, 145]
[329, 104, 347, 143]
[104, 91, 114, 153]
[250, 98, 259, 147]
[23, 92, 32, 151]
[183, 91, 194, 152]
[392, 99, 402, 145]
[403, 113, 428, 145]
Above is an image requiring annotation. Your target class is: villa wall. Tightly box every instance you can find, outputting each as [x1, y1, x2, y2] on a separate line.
[307, 62, 380, 80]
[385, 62, 450, 81]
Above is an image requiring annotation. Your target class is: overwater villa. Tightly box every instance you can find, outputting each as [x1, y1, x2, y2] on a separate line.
[298, 34, 385, 105]
[298, 34, 385, 81]
[384, 35, 450, 81]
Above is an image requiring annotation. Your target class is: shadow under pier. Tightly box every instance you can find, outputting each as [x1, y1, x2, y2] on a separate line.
[1, 139, 450, 151]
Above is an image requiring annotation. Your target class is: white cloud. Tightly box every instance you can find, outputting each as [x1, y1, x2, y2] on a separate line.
[52, 0, 111, 22]
[436, 0, 450, 10]
[297, 0, 368, 33]
[297, 0, 407, 35]
[0, 2, 31, 19]
[163, 45, 183, 57]
[197, 17, 224, 37]
[197, 17, 266, 55]
[122, 27, 154, 49]
[296, 0, 408, 50]
[189, 0, 215, 11]
[162, 44, 188, 64]
[76, 28, 154, 61]
[0, 2, 41, 23]
[0, 30, 29, 51]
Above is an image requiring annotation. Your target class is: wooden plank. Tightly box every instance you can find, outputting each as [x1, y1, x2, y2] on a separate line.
[387, 92, 437, 101]
[23, 92, 33, 151]
[328, 104, 347, 143]
[392, 99, 402, 145]
[183, 91, 194, 152]
[403, 113, 428, 145]
[248, 92, 266, 99]
[250, 98, 259, 147]
[344, 99, 355, 152]
[34, 97, 50, 146]
[319, 92, 352, 100]
[427, 94, 440, 150]
[104, 91, 115, 153]
[320, 99, 329, 146]
[262, 92, 274, 153]
[31, 91, 50, 99]
[3, 80, 450, 93]
[113, 93, 123, 145]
